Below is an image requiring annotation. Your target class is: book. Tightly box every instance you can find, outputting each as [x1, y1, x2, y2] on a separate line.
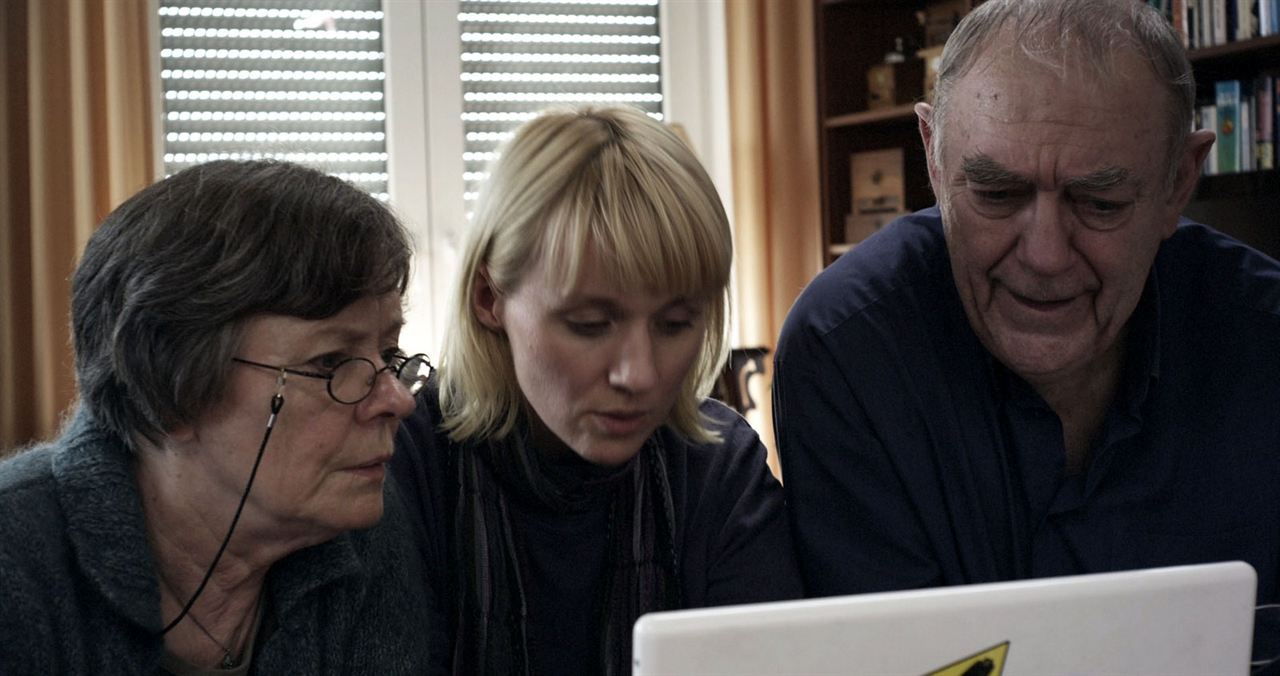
[1217, 80, 1241, 173]
[1173, 0, 1188, 45]
[1197, 0, 1208, 46]
[1240, 83, 1252, 171]
[1194, 0, 1206, 47]
[1275, 77, 1280, 168]
[1255, 75, 1272, 171]
[1216, 0, 1229, 45]
[1187, 0, 1197, 47]
[1200, 104, 1219, 175]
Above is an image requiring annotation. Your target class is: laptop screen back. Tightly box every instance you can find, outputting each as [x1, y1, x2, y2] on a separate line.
[633, 561, 1256, 675]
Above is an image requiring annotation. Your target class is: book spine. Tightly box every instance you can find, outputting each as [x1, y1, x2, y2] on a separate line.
[1191, 0, 1199, 46]
[1241, 85, 1252, 171]
[1203, 105, 1220, 175]
[1173, 0, 1189, 45]
[1256, 75, 1273, 171]
[1215, 0, 1229, 45]
[1275, 76, 1280, 170]
[1216, 80, 1241, 173]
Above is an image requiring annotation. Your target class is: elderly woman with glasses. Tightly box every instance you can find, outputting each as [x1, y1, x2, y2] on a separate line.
[392, 105, 803, 675]
[0, 160, 436, 673]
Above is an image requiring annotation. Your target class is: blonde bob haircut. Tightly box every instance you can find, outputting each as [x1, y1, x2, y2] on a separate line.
[440, 105, 733, 445]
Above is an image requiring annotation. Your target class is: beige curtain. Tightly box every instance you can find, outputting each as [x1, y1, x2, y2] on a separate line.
[0, 0, 156, 455]
[726, 0, 823, 478]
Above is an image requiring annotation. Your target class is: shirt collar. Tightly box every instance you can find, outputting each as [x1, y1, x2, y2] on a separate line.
[52, 408, 162, 631]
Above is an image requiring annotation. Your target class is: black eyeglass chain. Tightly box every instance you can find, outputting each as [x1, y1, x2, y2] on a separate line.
[158, 385, 286, 636]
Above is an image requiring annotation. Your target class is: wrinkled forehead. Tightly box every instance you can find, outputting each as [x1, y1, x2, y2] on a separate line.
[944, 49, 1170, 163]
[962, 34, 1172, 124]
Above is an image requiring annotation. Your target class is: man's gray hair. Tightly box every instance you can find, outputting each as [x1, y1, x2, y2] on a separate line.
[930, 0, 1194, 187]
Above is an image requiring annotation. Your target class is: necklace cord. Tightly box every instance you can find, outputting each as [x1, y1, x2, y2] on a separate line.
[158, 392, 285, 636]
[187, 609, 236, 666]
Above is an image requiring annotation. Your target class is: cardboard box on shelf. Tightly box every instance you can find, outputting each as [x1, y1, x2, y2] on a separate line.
[846, 148, 906, 244]
[867, 59, 925, 110]
[918, 45, 945, 104]
[921, 0, 971, 47]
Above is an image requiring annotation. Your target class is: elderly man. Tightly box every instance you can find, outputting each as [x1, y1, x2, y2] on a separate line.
[775, 0, 1280, 611]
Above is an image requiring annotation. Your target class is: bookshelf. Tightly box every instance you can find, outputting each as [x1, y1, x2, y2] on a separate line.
[813, 0, 963, 264]
[813, 0, 1280, 263]
[1186, 30, 1280, 259]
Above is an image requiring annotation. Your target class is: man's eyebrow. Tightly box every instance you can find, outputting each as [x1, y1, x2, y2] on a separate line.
[960, 154, 1029, 185]
[1063, 166, 1133, 192]
[960, 154, 1135, 192]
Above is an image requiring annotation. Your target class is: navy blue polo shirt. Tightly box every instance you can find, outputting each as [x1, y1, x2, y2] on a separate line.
[774, 207, 1280, 605]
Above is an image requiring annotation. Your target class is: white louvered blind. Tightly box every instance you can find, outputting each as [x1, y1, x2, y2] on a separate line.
[159, 0, 389, 199]
[457, 0, 663, 213]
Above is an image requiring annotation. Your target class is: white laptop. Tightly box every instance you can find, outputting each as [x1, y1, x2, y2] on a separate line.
[633, 561, 1256, 675]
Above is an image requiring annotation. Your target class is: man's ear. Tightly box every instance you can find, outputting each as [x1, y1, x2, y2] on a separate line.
[473, 265, 504, 332]
[916, 102, 943, 196]
[1167, 128, 1216, 214]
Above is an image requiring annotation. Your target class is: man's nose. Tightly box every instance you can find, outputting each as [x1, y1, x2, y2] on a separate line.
[1018, 192, 1076, 276]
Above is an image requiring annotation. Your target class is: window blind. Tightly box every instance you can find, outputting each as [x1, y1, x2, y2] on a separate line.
[457, 0, 663, 212]
[159, 0, 389, 199]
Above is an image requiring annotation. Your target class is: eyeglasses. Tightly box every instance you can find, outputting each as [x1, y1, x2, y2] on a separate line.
[231, 352, 431, 404]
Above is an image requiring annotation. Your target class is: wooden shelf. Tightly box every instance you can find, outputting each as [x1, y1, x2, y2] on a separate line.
[1195, 170, 1280, 200]
[826, 104, 917, 129]
[821, 0, 907, 5]
[1189, 34, 1280, 64]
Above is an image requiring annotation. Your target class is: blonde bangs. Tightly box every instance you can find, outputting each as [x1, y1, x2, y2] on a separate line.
[539, 138, 731, 304]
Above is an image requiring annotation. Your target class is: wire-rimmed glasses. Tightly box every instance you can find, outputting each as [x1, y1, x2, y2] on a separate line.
[231, 352, 431, 404]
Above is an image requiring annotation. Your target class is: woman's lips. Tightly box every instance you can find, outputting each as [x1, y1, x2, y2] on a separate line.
[595, 410, 647, 436]
[343, 455, 391, 480]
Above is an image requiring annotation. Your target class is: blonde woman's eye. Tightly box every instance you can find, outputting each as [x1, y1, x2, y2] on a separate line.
[565, 319, 609, 337]
[656, 319, 695, 335]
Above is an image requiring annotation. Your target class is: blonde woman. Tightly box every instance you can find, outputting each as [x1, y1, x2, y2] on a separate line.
[392, 105, 801, 675]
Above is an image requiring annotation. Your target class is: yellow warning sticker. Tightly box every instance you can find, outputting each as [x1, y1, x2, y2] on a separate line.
[922, 641, 1009, 676]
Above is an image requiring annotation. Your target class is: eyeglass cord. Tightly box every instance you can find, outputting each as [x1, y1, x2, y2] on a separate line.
[158, 382, 286, 637]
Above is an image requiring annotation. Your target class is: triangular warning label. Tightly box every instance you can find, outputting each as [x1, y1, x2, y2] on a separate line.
[922, 641, 1009, 676]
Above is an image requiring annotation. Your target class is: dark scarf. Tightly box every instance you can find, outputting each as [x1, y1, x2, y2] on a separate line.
[452, 425, 682, 675]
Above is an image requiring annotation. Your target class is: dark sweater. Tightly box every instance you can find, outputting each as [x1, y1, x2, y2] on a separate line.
[0, 408, 435, 674]
[391, 387, 803, 675]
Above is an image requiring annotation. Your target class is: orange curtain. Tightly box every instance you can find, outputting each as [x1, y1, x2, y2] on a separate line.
[0, 0, 156, 455]
[726, 0, 823, 478]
